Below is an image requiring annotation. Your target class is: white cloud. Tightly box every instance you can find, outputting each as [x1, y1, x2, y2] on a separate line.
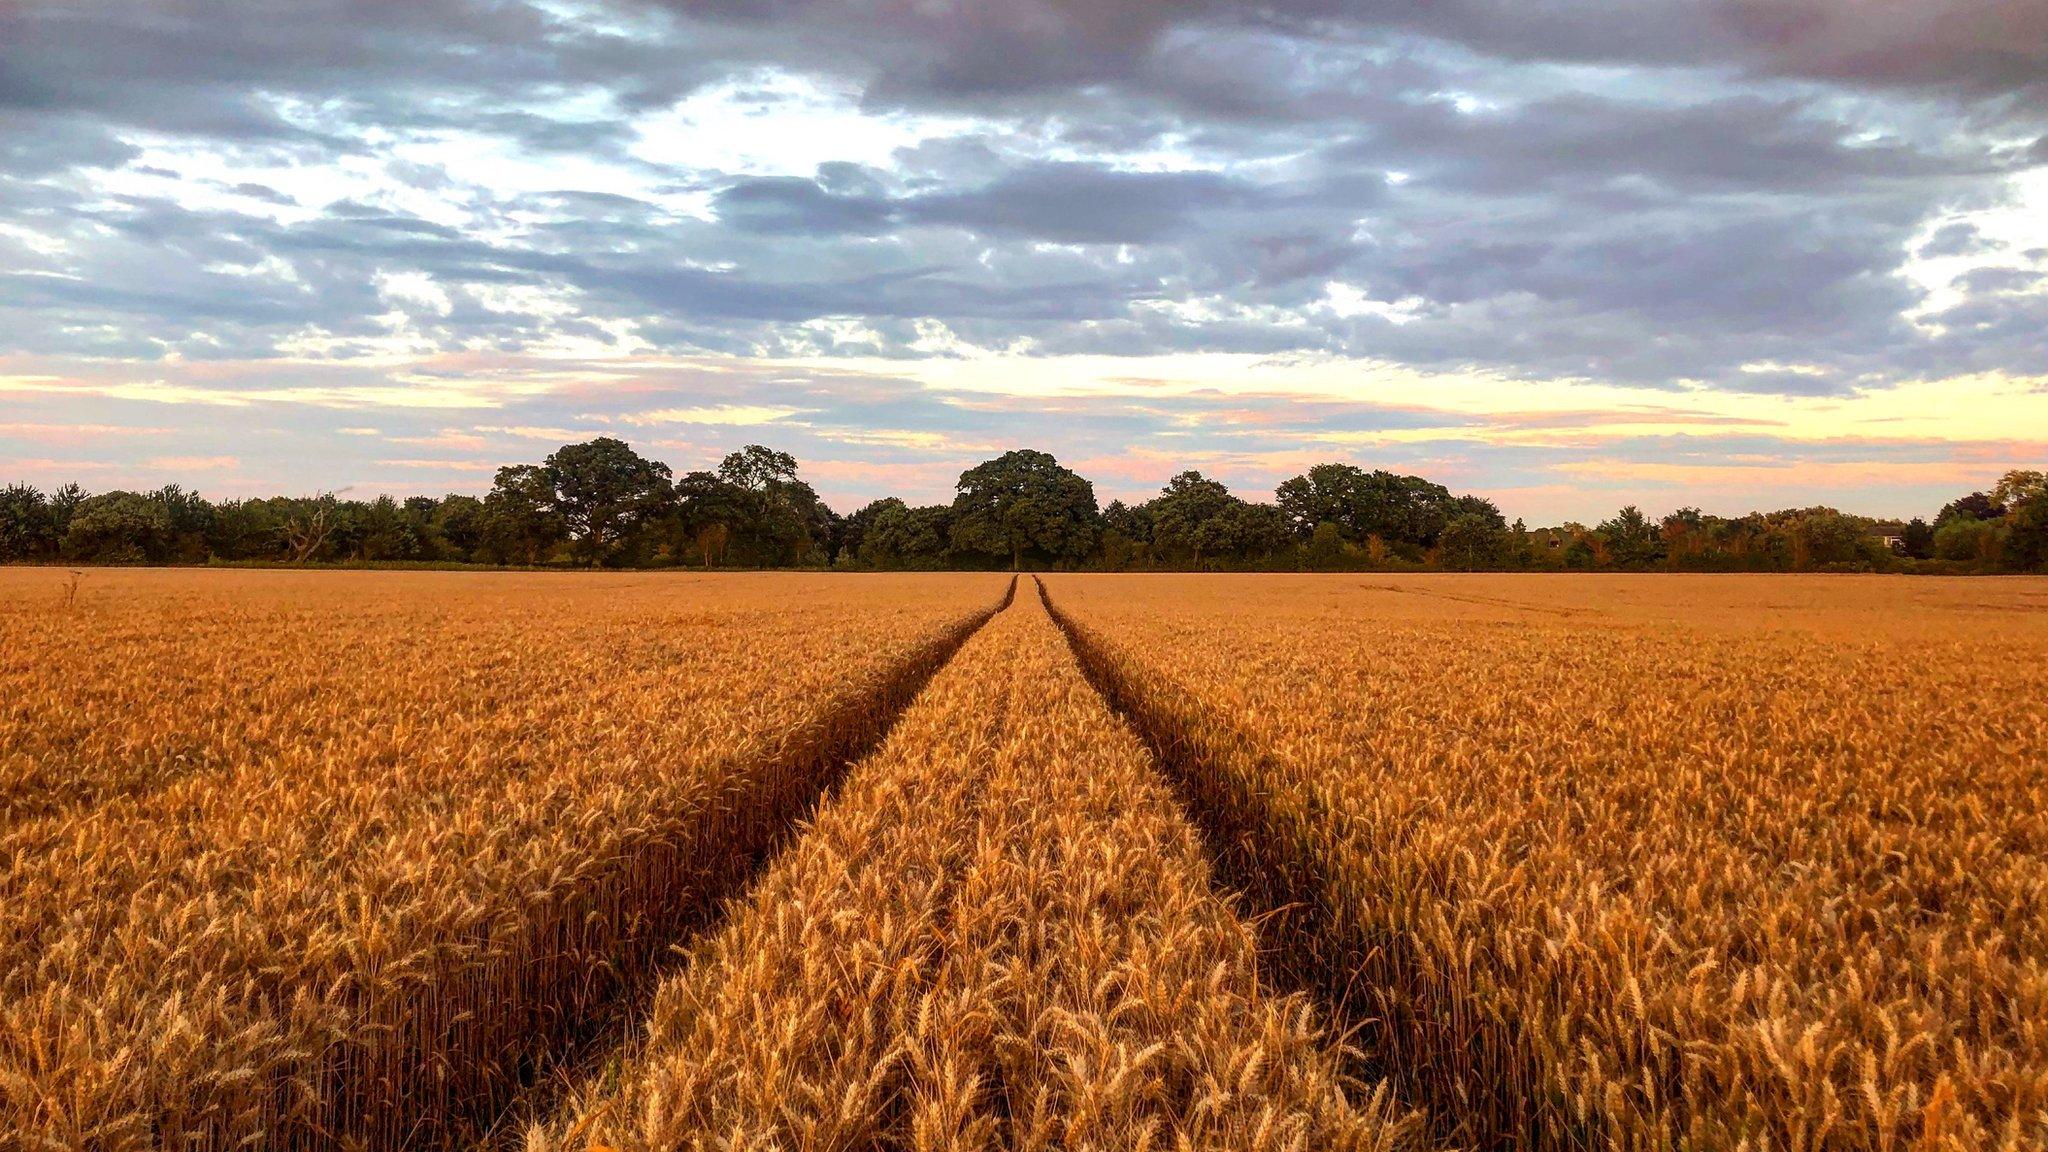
[630, 69, 974, 178]
[625, 404, 805, 425]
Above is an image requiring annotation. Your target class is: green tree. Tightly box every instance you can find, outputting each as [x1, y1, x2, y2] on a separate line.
[1305, 521, 1348, 570]
[353, 495, 421, 562]
[2002, 499, 2048, 571]
[1198, 501, 1292, 566]
[1149, 471, 1236, 566]
[1936, 490, 2005, 528]
[901, 506, 954, 567]
[1562, 532, 1600, 570]
[0, 484, 57, 561]
[1784, 508, 1872, 569]
[717, 444, 800, 491]
[839, 498, 904, 566]
[1900, 517, 1935, 560]
[49, 483, 85, 535]
[1275, 464, 1462, 548]
[1099, 499, 1155, 570]
[63, 492, 173, 563]
[1933, 515, 2002, 565]
[481, 465, 566, 565]
[398, 496, 445, 560]
[950, 449, 1099, 570]
[1993, 470, 2048, 570]
[434, 495, 486, 562]
[203, 498, 282, 561]
[543, 438, 673, 566]
[147, 485, 216, 563]
[859, 502, 953, 568]
[675, 470, 750, 567]
[1596, 505, 1664, 567]
[715, 445, 834, 566]
[1438, 512, 1511, 569]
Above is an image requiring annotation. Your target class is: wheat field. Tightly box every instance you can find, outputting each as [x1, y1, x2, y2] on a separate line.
[527, 579, 1417, 1152]
[1041, 574, 2048, 1152]
[0, 569, 1007, 1148]
[3, 569, 2044, 1151]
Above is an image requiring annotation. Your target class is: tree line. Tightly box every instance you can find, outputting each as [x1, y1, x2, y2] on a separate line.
[3, 438, 2043, 573]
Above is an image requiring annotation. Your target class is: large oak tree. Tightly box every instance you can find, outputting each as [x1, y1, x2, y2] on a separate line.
[950, 449, 1099, 570]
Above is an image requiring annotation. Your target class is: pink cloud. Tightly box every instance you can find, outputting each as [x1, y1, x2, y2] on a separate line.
[0, 422, 171, 446]
[1553, 457, 2035, 488]
[0, 457, 123, 475]
[1479, 407, 1787, 431]
[371, 458, 501, 471]
[144, 455, 239, 471]
[388, 430, 490, 450]
[801, 457, 962, 506]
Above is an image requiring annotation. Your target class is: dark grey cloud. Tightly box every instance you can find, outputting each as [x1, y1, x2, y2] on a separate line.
[712, 162, 1256, 243]
[7, 0, 2040, 155]
[1711, 0, 2048, 94]
[714, 176, 894, 235]
[639, 0, 2048, 103]
[1352, 93, 2005, 197]
[224, 181, 298, 205]
[1918, 222, 1995, 259]
[903, 163, 1251, 243]
[2, 0, 2045, 398]
[0, 110, 142, 176]
[1953, 266, 2045, 294]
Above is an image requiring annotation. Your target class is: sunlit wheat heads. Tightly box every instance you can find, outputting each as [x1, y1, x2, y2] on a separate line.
[0, 569, 1007, 1150]
[530, 588, 1420, 1152]
[1044, 573, 2048, 1152]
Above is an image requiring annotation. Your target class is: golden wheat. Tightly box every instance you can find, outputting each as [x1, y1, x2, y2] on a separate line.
[1043, 573, 2048, 1152]
[529, 581, 1419, 1152]
[0, 569, 1008, 1150]
[12, 567, 2039, 1151]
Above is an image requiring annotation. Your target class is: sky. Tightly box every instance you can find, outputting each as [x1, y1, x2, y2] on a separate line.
[1, 0, 2045, 523]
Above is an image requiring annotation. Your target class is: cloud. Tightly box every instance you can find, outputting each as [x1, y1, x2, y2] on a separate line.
[145, 454, 239, 470]
[474, 424, 614, 440]
[1918, 222, 1996, 259]
[371, 458, 502, 471]
[10, 66, 2034, 391]
[1951, 266, 2046, 295]
[903, 162, 1254, 243]
[1712, 0, 2048, 93]
[638, 0, 2048, 103]
[625, 404, 806, 425]
[714, 174, 894, 235]
[713, 161, 1256, 244]
[2, 0, 2046, 522]
[388, 429, 491, 450]
[0, 422, 172, 446]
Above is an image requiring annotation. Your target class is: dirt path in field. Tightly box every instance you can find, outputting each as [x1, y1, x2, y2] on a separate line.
[1035, 574, 1463, 1148]
[472, 575, 1018, 1149]
[1035, 573, 1340, 987]
[522, 581, 1416, 1152]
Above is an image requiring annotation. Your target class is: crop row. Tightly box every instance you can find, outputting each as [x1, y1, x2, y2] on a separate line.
[1042, 575, 2048, 1151]
[0, 570, 1009, 1149]
[528, 583, 1420, 1152]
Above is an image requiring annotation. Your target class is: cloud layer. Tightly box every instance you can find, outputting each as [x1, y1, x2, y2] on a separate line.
[1, 0, 2044, 518]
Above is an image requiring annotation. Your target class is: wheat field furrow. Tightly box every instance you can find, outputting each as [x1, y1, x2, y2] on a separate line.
[1041, 574, 2048, 1152]
[530, 582, 1422, 1152]
[0, 570, 1011, 1150]
[5, 569, 2044, 1151]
